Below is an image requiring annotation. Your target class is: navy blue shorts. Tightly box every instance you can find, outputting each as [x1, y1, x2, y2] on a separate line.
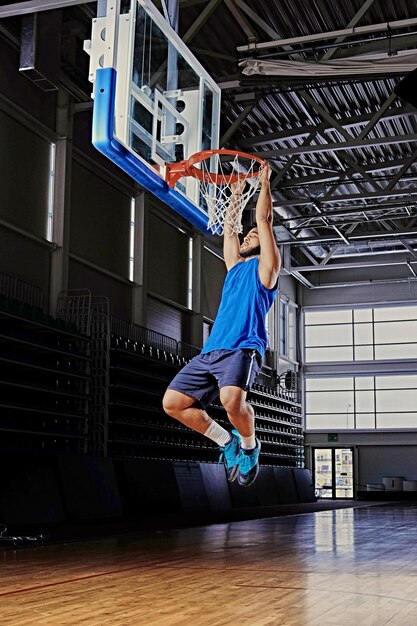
[167, 348, 261, 409]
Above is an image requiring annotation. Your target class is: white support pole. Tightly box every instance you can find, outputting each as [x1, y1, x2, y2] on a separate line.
[131, 191, 148, 326]
[49, 90, 73, 316]
[190, 233, 203, 348]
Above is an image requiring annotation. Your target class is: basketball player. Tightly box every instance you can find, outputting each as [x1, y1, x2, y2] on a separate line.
[162, 164, 280, 487]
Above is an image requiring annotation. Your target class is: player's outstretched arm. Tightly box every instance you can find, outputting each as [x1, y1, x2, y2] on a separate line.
[256, 164, 281, 289]
[223, 180, 245, 271]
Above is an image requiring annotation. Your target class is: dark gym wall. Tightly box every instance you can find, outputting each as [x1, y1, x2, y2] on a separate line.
[148, 211, 190, 307]
[0, 109, 51, 238]
[146, 296, 192, 343]
[202, 246, 227, 322]
[0, 36, 56, 129]
[0, 229, 51, 300]
[68, 259, 133, 320]
[0, 42, 56, 299]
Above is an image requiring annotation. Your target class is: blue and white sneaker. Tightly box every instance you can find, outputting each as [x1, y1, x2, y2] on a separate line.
[237, 438, 261, 487]
[219, 429, 241, 482]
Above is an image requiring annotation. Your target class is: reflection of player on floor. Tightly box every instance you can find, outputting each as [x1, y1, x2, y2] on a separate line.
[163, 164, 281, 487]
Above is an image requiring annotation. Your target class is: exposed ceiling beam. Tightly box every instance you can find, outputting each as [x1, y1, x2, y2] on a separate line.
[355, 93, 397, 141]
[279, 200, 417, 223]
[407, 261, 417, 278]
[215, 73, 241, 86]
[270, 124, 326, 189]
[256, 133, 417, 158]
[321, 0, 377, 61]
[268, 42, 380, 202]
[156, 0, 210, 7]
[290, 270, 315, 288]
[182, 0, 223, 43]
[330, 32, 417, 60]
[319, 245, 342, 265]
[0, 0, 93, 18]
[224, 0, 257, 42]
[377, 216, 417, 264]
[190, 46, 237, 62]
[239, 105, 415, 149]
[317, 225, 360, 265]
[299, 91, 383, 192]
[179, 0, 211, 6]
[276, 189, 417, 208]
[383, 148, 417, 192]
[306, 93, 397, 204]
[292, 256, 417, 272]
[280, 157, 417, 188]
[237, 17, 417, 53]
[310, 199, 352, 244]
[402, 241, 417, 260]
[266, 33, 333, 190]
[306, 276, 417, 289]
[220, 100, 260, 146]
[233, 0, 281, 40]
[298, 246, 320, 266]
[281, 226, 417, 246]
[291, 213, 413, 234]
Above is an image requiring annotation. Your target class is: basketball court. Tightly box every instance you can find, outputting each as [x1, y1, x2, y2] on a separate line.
[1, 0, 417, 624]
[1, 503, 417, 625]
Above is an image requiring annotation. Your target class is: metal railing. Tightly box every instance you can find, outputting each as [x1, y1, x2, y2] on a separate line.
[0, 272, 44, 310]
[110, 316, 199, 358]
[56, 289, 92, 336]
[177, 341, 200, 360]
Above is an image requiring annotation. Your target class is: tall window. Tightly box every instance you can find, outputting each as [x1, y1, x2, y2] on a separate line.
[304, 305, 417, 363]
[129, 197, 135, 281]
[187, 237, 193, 310]
[279, 297, 297, 362]
[304, 304, 417, 431]
[46, 143, 56, 242]
[279, 300, 287, 356]
[306, 375, 417, 430]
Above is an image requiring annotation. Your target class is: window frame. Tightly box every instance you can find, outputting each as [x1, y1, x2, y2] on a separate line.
[303, 304, 417, 364]
[279, 295, 298, 365]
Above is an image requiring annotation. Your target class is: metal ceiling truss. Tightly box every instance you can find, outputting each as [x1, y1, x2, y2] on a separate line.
[283, 226, 417, 246]
[257, 134, 417, 158]
[278, 189, 417, 209]
[320, 0, 377, 62]
[224, 0, 417, 287]
[236, 17, 417, 54]
[239, 105, 416, 150]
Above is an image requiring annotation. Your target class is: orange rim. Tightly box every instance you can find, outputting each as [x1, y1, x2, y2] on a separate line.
[185, 149, 266, 184]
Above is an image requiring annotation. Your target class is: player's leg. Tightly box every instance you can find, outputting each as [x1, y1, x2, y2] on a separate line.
[216, 350, 262, 487]
[220, 385, 261, 487]
[220, 384, 255, 441]
[162, 355, 239, 480]
[163, 388, 240, 482]
[162, 388, 213, 434]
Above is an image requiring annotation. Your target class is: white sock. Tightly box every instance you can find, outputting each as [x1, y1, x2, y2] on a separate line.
[203, 421, 232, 447]
[240, 433, 256, 450]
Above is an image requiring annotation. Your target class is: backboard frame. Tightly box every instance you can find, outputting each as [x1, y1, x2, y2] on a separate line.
[85, 0, 221, 233]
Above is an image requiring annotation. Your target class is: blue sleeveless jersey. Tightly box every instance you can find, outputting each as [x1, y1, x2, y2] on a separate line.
[201, 257, 278, 357]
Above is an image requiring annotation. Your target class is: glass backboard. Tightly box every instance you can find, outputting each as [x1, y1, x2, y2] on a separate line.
[84, 0, 221, 232]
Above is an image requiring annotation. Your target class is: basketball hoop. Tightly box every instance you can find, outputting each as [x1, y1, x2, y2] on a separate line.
[164, 149, 266, 235]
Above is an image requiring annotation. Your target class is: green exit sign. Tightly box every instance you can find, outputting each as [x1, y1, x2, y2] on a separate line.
[328, 434, 338, 442]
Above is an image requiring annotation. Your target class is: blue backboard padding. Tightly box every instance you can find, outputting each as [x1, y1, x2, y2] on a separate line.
[92, 68, 210, 233]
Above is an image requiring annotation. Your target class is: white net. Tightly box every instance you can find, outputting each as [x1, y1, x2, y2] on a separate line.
[198, 154, 263, 235]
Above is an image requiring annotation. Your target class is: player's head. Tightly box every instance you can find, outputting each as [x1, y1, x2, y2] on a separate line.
[240, 222, 280, 258]
[240, 226, 260, 258]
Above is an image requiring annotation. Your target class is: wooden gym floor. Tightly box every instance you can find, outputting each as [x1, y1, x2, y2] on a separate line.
[1, 502, 417, 625]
